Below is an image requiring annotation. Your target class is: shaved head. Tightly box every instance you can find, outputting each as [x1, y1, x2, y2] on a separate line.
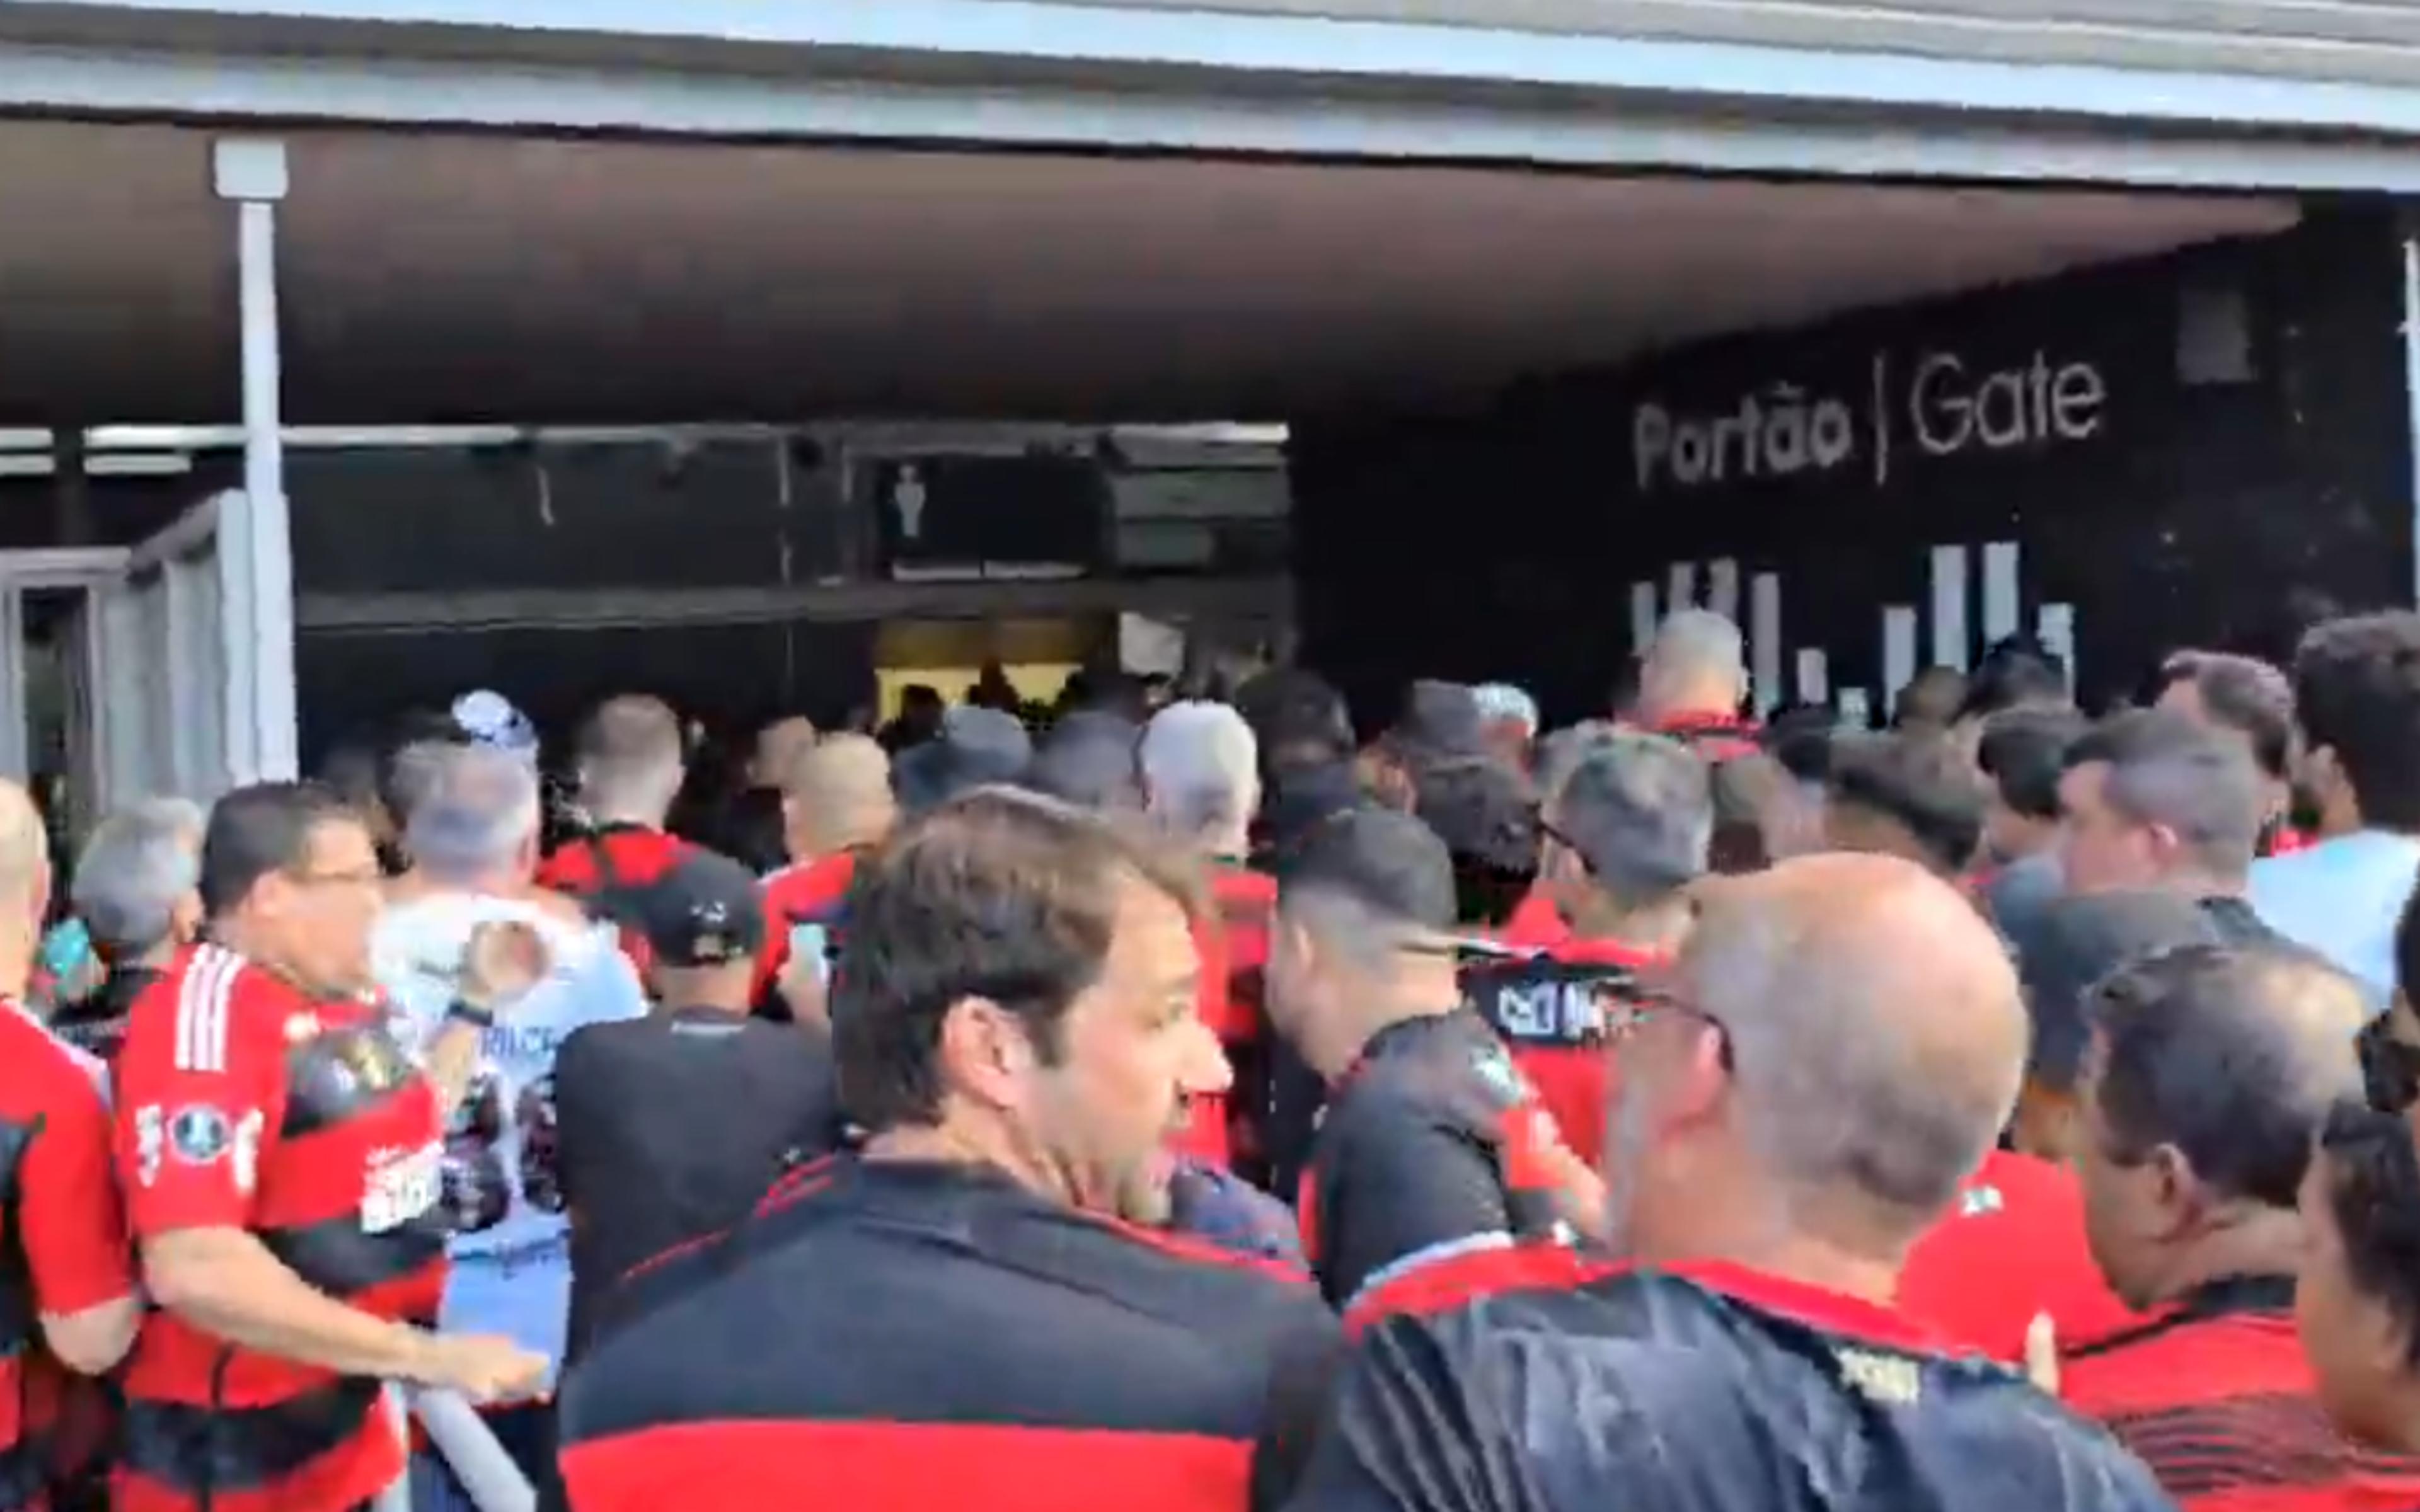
[1682, 852, 2027, 1247]
[785, 734, 897, 856]
[751, 716, 819, 787]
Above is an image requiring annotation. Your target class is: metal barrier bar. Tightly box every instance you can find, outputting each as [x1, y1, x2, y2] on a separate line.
[376, 1385, 540, 1512]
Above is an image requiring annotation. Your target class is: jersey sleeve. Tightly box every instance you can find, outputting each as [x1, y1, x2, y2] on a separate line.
[1319, 1112, 1512, 1310]
[115, 968, 288, 1237]
[19, 1057, 133, 1315]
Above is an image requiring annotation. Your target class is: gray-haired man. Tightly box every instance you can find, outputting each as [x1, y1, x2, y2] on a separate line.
[371, 742, 648, 1510]
[60, 797, 204, 1060]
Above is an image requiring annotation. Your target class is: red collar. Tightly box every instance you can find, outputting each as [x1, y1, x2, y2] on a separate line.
[1653, 1258, 1949, 1354]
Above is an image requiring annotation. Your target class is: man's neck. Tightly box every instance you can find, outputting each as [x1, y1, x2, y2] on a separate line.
[860, 1119, 1076, 1208]
[2152, 1210, 2306, 1304]
[1565, 893, 1691, 953]
[1644, 692, 1740, 729]
[2159, 866, 2249, 902]
[584, 805, 661, 832]
[1318, 971, 1464, 1080]
[1632, 1196, 1905, 1308]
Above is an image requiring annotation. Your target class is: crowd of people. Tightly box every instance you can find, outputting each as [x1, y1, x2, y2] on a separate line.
[4, 605, 2420, 1509]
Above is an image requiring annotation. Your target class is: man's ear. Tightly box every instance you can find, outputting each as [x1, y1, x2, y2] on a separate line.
[2146, 1143, 2203, 1237]
[936, 996, 1037, 1113]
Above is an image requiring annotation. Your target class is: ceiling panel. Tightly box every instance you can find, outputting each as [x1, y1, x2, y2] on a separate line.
[0, 120, 2299, 423]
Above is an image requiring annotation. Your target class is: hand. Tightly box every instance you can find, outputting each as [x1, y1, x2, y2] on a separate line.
[775, 951, 832, 1031]
[415, 1331, 550, 1405]
[2023, 1312, 2060, 1396]
[459, 920, 549, 1013]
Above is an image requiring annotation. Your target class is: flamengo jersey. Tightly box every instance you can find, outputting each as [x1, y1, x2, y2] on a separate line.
[0, 1001, 133, 1512]
[372, 894, 647, 1387]
[559, 1157, 1340, 1512]
[1294, 1255, 2176, 1512]
[753, 850, 861, 1012]
[113, 944, 451, 1512]
[1458, 937, 1661, 1170]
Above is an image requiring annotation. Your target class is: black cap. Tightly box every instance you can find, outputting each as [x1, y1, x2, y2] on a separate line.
[1280, 807, 1458, 934]
[638, 850, 768, 967]
[2014, 890, 2219, 1091]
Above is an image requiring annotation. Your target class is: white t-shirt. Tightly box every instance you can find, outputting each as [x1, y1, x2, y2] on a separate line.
[372, 891, 647, 1382]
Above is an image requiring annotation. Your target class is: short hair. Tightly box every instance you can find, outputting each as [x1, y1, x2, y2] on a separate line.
[573, 696, 684, 794]
[2065, 708, 2262, 879]
[1761, 705, 1838, 784]
[1028, 712, 1144, 813]
[2399, 881, 2420, 1008]
[199, 782, 362, 919]
[1824, 733, 1985, 876]
[2315, 1099, 2420, 1370]
[1978, 706, 2088, 822]
[1957, 638, 2068, 724]
[2158, 650, 2296, 781]
[1138, 701, 1256, 837]
[2089, 942, 2365, 1209]
[402, 744, 543, 881]
[2293, 613, 2420, 831]
[1534, 721, 1622, 801]
[831, 789, 1199, 1133]
[1896, 667, 1969, 730]
[1552, 733, 1710, 906]
[1646, 609, 1745, 681]
[72, 798, 204, 957]
[1235, 669, 1354, 770]
[376, 709, 469, 825]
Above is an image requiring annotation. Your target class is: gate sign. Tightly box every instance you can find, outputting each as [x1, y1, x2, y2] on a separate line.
[1632, 349, 2107, 493]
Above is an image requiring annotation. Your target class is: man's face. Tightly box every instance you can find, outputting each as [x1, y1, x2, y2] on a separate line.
[2071, 1033, 2168, 1309]
[2056, 762, 2163, 894]
[256, 817, 384, 997]
[2295, 1143, 2408, 1446]
[1025, 879, 1227, 1223]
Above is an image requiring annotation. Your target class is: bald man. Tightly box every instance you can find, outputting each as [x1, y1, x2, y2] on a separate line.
[1632, 609, 1760, 758]
[1299, 854, 2172, 1512]
[758, 735, 897, 1022]
[0, 778, 139, 1499]
[2059, 944, 2420, 1509]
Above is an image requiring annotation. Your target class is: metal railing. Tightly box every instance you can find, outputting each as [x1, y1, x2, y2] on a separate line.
[374, 1387, 539, 1512]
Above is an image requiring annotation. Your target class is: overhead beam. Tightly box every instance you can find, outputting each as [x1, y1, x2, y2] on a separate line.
[295, 574, 1294, 635]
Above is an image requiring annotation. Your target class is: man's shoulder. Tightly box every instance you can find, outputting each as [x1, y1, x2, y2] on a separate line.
[1346, 1270, 2165, 1508]
[122, 945, 303, 1056]
[0, 1004, 107, 1108]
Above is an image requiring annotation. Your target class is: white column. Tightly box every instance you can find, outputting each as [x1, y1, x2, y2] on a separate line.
[2406, 238, 2420, 607]
[215, 139, 297, 783]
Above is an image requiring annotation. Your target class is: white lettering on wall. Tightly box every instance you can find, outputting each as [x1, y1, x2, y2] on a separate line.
[1632, 350, 2105, 493]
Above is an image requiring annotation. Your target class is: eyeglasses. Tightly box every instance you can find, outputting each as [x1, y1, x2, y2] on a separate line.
[1611, 977, 1736, 1070]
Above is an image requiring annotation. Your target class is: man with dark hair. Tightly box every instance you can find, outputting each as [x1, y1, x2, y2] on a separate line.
[2058, 708, 2279, 946]
[1975, 706, 2085, 942]
[1897, 665, 1969, 734]
[2251, 612, 2420, 1008]
[553, 850, 840, 1362]
[113, 782, 545, 1512]
[1290, 855, 2172, 1512]
[1822, 731, 1986, 880]
[2061, 942, 2420, 1508]
[556, 790, 1334, 1512]
[1900, 892, 2204, 1364]
[1951, 638, 2069, 760]
[2155, 649, 2307, 854]
[1387, 681, 1541, 932]
[1269, 809, 1596, 1312]
[1465, 735, 1706, 1170]
[2298, 1080, 2420, 1456]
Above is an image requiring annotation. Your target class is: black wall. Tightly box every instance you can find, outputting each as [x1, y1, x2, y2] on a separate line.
[1291, 205, 2414, 726]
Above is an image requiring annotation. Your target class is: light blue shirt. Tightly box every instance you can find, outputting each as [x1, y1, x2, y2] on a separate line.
[2249, 830, 2420, 1014]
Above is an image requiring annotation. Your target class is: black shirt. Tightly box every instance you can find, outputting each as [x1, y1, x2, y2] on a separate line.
[554, 1006, 844, 1360]
[1305, 1010, 1562, 1310]
[50, 961, 155, 1062]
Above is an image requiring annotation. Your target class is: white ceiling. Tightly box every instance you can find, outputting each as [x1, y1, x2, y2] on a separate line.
[0, 120, 2298, 423]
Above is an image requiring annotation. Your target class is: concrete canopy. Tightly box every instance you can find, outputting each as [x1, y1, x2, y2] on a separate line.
[0, 118, 2295, 424]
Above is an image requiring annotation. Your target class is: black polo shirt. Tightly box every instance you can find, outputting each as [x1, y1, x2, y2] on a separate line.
[555, 1007, 844, 1360]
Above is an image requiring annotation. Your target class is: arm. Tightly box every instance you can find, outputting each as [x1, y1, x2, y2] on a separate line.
[1250, 1301, 1344, 1512]
[143, 1227, 446, 1380]
[21, 1072, 138, 1375]
[1320, 1115, 1513, 1309]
